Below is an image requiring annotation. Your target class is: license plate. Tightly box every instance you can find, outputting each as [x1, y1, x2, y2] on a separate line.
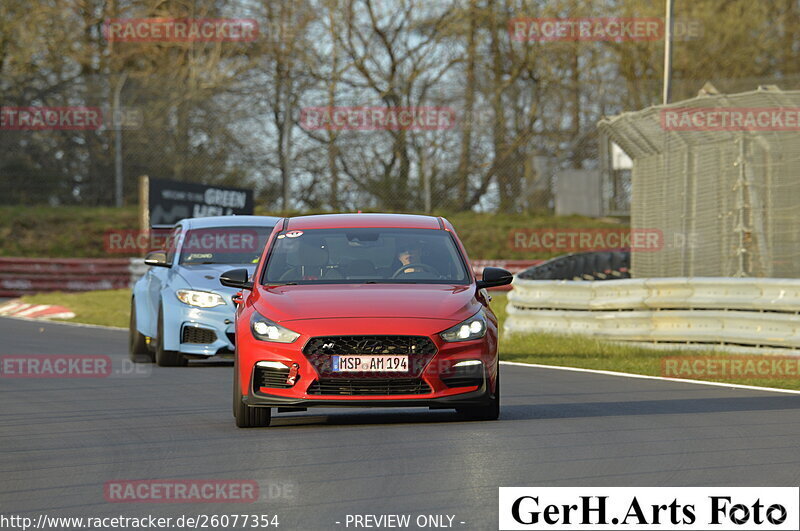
[332, 355, 409, 372]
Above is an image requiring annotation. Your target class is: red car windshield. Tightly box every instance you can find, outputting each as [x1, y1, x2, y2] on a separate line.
[262, 228, 469, 284]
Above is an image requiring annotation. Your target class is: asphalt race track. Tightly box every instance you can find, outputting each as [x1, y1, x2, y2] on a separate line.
[1, 316, 800, 530]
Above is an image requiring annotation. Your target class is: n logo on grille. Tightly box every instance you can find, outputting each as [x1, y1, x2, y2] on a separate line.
[356, 339, 382, 353]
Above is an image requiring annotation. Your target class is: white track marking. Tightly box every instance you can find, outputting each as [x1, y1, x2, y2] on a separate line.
[15, 304, 50, 317]
[0, 302, 30, 315]
[500, 360, 800, 395]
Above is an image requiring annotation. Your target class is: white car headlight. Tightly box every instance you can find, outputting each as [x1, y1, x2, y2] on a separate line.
[250, 312, 300, 343]
[439, 310, 488, 342]
[175, 289, 226, 308]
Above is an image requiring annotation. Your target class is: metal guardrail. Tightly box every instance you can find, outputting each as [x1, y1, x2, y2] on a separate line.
[0, 257, 541, 297]
[0, 258, 133, 297]
[505, 277, 800, 351]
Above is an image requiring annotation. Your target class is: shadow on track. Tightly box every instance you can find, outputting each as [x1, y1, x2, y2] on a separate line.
[264, 394, 800, 427]
[184, 360, 234, 367]
[264, 409, 480, 428]
[501, 395, 800, 420]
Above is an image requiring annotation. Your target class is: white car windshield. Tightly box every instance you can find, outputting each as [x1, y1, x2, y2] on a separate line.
[179, 226, 274, 265]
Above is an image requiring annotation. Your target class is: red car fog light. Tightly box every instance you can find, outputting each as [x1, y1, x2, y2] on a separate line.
[441, 359, 484, 389]
[254, 361, 300, 389]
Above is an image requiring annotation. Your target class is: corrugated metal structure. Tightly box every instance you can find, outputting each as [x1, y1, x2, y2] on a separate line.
[598, 87, 800, 278]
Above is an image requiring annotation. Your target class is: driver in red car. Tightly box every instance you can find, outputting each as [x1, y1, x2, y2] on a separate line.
[396, 241, 423, 274]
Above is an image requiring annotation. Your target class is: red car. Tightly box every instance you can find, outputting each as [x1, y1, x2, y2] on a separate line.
[220, 213, 513, 428]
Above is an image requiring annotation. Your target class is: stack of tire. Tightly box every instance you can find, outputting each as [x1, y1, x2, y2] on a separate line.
[517, 251, 630, 281]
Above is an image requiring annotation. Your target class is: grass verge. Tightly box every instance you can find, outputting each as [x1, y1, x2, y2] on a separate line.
[20, 289, 131, 328]
[0, 206, 139, 258]
[18, 289, 800, 391]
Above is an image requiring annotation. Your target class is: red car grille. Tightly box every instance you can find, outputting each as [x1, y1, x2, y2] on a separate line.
[307, 378, 432, 396]
[302, 335, 437, 378]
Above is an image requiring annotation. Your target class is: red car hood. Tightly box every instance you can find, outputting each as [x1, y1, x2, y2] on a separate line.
[253, 283, 479, 323]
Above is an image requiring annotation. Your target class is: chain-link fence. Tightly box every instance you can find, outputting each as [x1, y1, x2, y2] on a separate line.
[600, 87, 800, 278]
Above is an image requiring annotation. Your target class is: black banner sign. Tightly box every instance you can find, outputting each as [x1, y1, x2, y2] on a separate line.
[147, 177, 254, 225]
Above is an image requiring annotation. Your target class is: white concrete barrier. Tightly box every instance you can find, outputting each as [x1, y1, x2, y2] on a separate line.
[506, 277, 800, 352]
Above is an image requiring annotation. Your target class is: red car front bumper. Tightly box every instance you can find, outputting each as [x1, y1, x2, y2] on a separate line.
[235, 317, 499, 409]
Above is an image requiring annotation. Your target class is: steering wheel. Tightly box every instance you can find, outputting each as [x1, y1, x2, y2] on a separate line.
[279, 267, 302, 281]
[391, 263, 439, 278]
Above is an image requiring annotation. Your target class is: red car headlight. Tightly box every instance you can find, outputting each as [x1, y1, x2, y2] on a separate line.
[439, 310, 487, 342]
[250, 312, 300, 343]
